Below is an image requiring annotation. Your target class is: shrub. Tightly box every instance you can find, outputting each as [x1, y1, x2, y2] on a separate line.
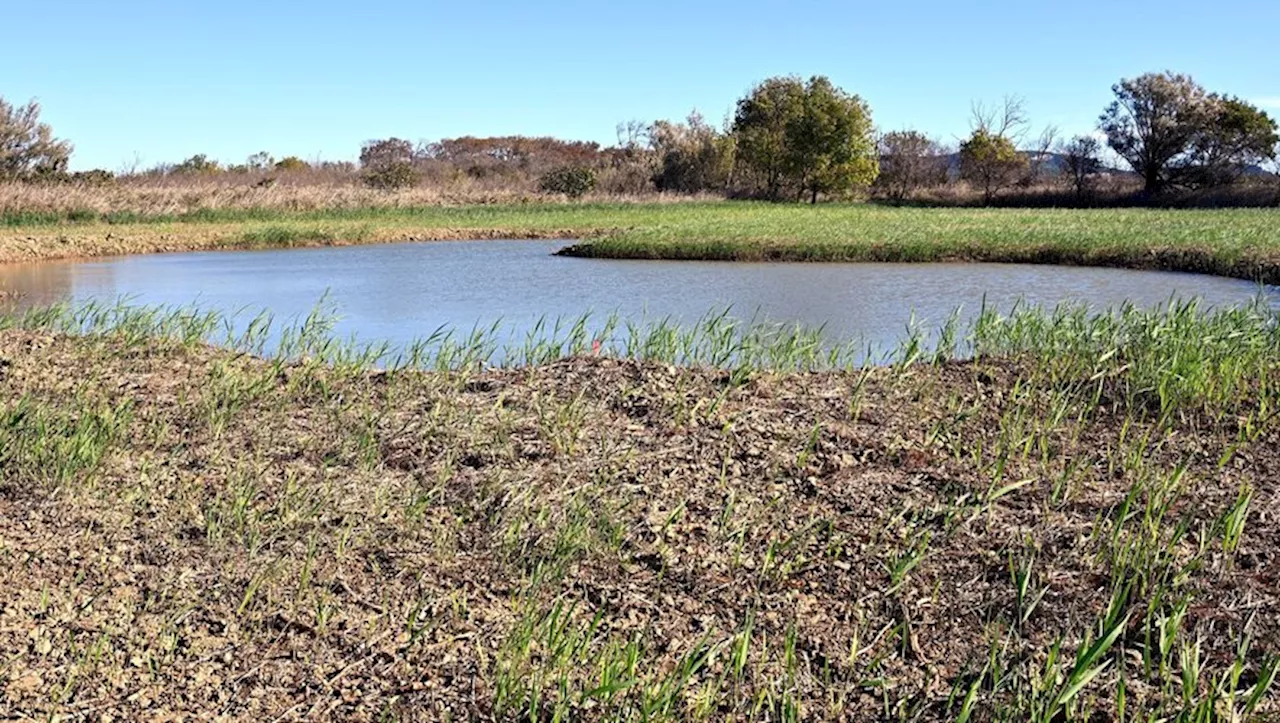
[650, 113, 734, 194]
[361, 162, 418, 190]
[274, 156, 310, 171]
[538, 166, 596, 198]
[24, 168, 114, 186]
[70, 169, 115, 186]
[875, 130, 947, 202]
[171, 154, 221, 175]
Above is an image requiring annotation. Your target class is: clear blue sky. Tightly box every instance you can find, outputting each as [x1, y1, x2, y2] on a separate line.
[5, 0, 1278, 171]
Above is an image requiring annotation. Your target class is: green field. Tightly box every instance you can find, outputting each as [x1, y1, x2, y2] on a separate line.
[4, 202, 1280, 282]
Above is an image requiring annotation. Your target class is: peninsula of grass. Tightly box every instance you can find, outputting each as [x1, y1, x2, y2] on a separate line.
[3, 202, 1280, 283]
[1, 300, 1278, 720]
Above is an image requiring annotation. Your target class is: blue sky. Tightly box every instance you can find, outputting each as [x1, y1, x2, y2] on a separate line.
[5, 0, 1278, 171]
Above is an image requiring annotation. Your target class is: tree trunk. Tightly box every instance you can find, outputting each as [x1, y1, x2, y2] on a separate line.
[1144, 167, 1162, 194]
[811, 187, 819, 204]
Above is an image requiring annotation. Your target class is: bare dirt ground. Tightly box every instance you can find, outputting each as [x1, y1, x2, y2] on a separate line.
[0, 332, 1276, 720]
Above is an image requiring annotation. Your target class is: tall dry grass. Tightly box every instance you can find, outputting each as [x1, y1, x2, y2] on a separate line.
[1, 179, 527, 217]
[0, 176, 715, 220]
[5, 169, 1276, 223]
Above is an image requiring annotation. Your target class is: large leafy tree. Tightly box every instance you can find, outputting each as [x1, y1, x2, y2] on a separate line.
[1101, 73, 1278, 192]
[731, 76, 878, 202]
[785, 76, 878, 203]
[1184, 97, 1278, 187]
[1099, 72, 1211, 193]
[731, 77, 805, 199]
[0, 97, 73, 180]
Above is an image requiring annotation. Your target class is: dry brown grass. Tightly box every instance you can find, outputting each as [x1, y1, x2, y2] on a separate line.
[0, 176, 718, 220]
[5, 168, 1277, 222]
[0, 179, 530, 216]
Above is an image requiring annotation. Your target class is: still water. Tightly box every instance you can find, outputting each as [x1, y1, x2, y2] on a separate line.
[0, 239, 1273, 356]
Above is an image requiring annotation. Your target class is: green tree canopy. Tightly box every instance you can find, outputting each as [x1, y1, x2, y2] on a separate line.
[731, 76, 878, 202]
[731, 77, 805, 199]
[1184, 97, 1278, 187]
[786, 76, 879, 203]
[959, 130, 1026, 204]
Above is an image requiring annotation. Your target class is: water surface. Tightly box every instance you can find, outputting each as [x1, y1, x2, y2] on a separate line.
[0, 239, 1273, 357]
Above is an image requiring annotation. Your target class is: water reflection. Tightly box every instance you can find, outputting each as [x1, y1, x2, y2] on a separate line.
[0, 260, 86, 308]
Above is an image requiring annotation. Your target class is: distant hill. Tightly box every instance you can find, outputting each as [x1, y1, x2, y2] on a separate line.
[936, 151, 1131, 180]
[934, 152, 1280, 179]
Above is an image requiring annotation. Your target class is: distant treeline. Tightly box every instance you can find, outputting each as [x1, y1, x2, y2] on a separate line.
[2, 72, 1278, 207]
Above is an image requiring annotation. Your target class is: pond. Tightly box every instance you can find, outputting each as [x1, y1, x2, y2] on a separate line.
[0, 239, 1274, 360]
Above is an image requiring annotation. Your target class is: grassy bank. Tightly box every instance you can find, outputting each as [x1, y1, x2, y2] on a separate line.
[3, 202, 1280, 283]
[0, 301, 1277, 720]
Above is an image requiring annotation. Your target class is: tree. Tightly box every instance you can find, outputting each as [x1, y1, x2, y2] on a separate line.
[599, 120, 660, 194]
[731, 75, 878, 202]
[171, 154, 220, 174]
[649, 112, 734, 193]
[359, 138, 416, 169]
[875, 130, 946, 202]
[959, 97, 1029, 204]
[960, 131, 1025, 203]
[246, 151, 274, 172]
[731, 77, 805, 199]
[615, 120, 650, 156]
[1099, 72, 1211, 193]
[1059, 135, 1102, 199]
[359, 138, 418, 190]
[1023, 125, 1059, 186]
[1183, 97, 1278, 187]
[970, 96, 1029, 141]
[1101, 74, 1279, 192]
[0, 97, 72, 180]
[786, 76, 878, 203]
